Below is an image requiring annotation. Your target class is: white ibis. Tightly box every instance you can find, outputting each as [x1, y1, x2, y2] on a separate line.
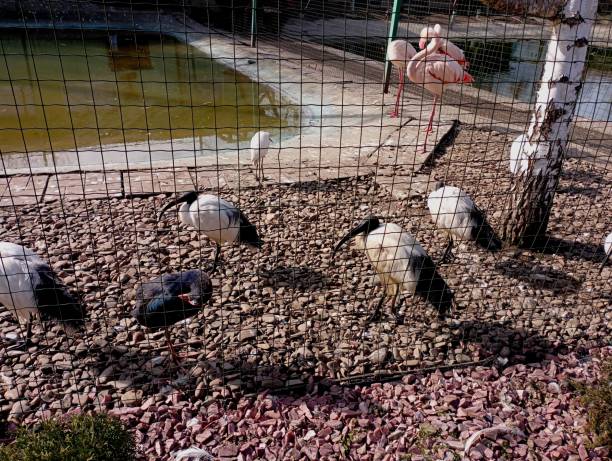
[132, 270, 212, 365]
[0, 241, 85, 347]
[427, 185, 502, 263]
[386, 40, 417, 118]
[158, 192, 263, 274]
[600, 232, 612, 273]
[407, 24, 473, 152]
[418, 25, 469, 68]
[333, 215, 453, 323]
[250, 131, 273, 183]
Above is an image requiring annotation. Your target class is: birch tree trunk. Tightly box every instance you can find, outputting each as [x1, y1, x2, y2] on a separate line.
[481, 0, 598, 246]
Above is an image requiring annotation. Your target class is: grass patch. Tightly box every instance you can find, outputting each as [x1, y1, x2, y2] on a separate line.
[571, 359, 612, 449]
[0, 413, 137, 461]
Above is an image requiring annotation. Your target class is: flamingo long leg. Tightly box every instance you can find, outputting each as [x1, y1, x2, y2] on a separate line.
[390, 70, 405, 118]
[422, 95, 439, 152]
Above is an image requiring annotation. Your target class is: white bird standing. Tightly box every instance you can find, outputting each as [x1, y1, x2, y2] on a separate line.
[428, 186, 502, 263]
[386, 40, 417, 118]
[0, 242, 85, 346]
[250, 131, 273, 183]
[600, 232, 612, 273]
[158, 192, 263, 274]
[333, 215, 453, 323]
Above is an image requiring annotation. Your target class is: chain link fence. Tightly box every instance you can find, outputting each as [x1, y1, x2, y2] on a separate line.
[0, 0, 610, 447]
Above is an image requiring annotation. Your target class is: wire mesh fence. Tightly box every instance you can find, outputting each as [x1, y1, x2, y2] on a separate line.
[0, 0, 610, 449]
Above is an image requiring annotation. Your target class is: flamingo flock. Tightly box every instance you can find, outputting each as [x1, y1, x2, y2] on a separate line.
[386, 24, 473, 151]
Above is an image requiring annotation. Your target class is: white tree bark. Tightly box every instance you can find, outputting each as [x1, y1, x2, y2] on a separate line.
[484, 0, 598, 244]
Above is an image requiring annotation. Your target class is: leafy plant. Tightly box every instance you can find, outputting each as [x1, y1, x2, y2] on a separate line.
[0, 413, 137, 461]
[569, 359, 612, 449]
[575, 360, 612, 449]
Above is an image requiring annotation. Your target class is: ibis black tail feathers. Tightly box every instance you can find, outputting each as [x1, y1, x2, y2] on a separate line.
[471, 210, 503, 252]
[34, 265, 86, 333]
[415, 255, 454, 318]
[237, 211, 263, 248]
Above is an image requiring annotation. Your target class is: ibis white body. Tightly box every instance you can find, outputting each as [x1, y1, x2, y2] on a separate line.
[428, 186, 502, 251]
[428, 186, 478, 241]
[334, 216, 453, 318]
[358, 223, 427, 297]
[0, 241, 83, 331]
[0, 242, 41, 323]
[159, 191, 262, 275]
[177, 194, 244, 245]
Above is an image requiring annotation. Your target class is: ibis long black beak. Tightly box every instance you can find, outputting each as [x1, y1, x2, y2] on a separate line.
[599, 250, 611, 274]
[158, 199, 179, 221]
[332, 220, 371, 257]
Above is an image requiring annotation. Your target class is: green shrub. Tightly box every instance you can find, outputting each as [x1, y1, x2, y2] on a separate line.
[0, 413, 137, 461]
[571, 359, 612, 449]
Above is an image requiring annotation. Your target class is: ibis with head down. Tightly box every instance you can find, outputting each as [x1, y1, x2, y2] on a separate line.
[158, 192, 263, 274]
[132, 269, 212, 365]
[0, 241, 85, 347]
[333, 215, 453, 323]
[427, 185, 502, 263]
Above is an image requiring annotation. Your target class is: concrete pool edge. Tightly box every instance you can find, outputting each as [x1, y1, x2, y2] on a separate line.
[0, 15, 320, 176]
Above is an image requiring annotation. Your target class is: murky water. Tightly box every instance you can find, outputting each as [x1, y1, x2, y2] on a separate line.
[0, 29, 299, 169]
[466, 39, 612, 122]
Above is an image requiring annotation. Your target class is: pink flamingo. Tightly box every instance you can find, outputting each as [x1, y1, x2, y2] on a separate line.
[407, 24, 473, 152]
[418, 25, 469, 69]
[386, 40, 417, 118]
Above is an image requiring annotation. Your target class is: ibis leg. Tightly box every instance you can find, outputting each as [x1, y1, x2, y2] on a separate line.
[390, 71, 404, 118]
[441, 237, 455, 264]
[210, 243, 222, 274]
[391, 293, 405, 325]
[367, 294, 387, 323]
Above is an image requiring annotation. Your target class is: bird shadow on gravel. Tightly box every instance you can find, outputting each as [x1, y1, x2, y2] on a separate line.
[260, 265, 328, 290]
[494, 259, 584, 294]
[519, 237, 607, 264]
[449, 319, 566, 365]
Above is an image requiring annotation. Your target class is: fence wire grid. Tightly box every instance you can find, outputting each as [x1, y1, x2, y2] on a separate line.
[0, 0, 610, 443]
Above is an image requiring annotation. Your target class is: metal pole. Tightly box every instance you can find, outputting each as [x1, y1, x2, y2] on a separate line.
[250, 0, 257, 48]
[383, 0, 403, 93]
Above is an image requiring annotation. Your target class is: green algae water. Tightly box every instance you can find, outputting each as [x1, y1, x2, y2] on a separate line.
[0, 29, 299, 169]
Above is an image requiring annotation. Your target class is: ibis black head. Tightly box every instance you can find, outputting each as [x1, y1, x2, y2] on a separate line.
[333, 215, 381, 256]
[158, 191, 199, 220]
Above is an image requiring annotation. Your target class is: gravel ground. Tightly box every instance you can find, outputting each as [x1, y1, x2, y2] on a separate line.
[0, 125, 610, 458]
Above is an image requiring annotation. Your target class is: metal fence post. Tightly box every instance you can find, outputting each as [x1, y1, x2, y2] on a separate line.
[383, 0, 403, 93]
